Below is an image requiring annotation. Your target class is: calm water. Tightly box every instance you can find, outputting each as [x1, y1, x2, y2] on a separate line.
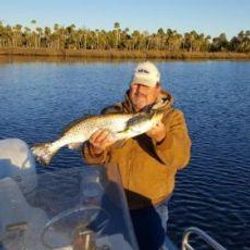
[0, 58, 250, 249]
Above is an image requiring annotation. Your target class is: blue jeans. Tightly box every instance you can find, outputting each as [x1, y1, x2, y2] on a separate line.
[129, 199, 169, 250]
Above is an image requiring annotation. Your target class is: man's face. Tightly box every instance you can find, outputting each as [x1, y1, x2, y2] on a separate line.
[129, 83, 160, 111]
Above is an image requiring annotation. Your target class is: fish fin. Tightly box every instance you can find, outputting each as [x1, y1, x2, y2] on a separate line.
[31, 142, 59, 166]
[114, 139, 127, 148]
[116, 127, 130, 134]
[114, 128, 133, 141]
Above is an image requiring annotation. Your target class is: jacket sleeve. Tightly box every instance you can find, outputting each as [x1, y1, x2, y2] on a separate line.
[154, 109, 192, 170]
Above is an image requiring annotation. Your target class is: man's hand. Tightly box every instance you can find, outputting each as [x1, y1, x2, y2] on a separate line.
[89, 129, 116, 155]
[146, 121, 166, 143]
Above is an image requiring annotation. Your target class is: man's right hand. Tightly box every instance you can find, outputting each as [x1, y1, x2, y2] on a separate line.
[89, 129, 116, 155]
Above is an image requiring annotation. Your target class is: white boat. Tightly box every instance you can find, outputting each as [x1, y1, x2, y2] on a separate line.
[0, 139, 225, 250]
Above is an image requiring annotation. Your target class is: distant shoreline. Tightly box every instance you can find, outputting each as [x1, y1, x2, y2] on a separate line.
[0, 48, 250, 60]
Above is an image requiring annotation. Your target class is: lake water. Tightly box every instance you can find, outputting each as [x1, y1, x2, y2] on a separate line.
[0, 57, 250, 249]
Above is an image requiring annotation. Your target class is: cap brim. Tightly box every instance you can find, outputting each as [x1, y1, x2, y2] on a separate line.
[131, 76, 157, 87]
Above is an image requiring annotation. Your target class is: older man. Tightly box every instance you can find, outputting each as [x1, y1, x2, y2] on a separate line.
[82, 61, 191, 250]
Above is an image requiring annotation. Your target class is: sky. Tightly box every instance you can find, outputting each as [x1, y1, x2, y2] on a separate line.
[1, 0, 250, 39]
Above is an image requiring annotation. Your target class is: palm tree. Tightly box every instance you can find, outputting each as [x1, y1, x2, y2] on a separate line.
[157, 28, 165, 49]
[114, 22, 120, 48]
[36, 27, 43, 48]
[30, 20, 37, 47]
[44, 26, 51, 48]
[95, 29, 99, 49]
[13, 24, 22, 47]
[23, 27, 31, 48]
[30, 20, 37, 31]
[52, 24, 60, 49]
[235, 30, 250, 52]
[183, 31, 198, 52]
[211, 33, 229, 52]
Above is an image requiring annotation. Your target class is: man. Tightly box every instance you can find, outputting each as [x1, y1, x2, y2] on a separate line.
[82, 61, 191, 250]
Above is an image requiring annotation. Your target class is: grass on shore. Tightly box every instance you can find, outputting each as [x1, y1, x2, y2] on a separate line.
[0, 48, 250, 60]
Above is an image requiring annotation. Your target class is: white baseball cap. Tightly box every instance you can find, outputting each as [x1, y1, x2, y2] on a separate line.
[131, 61, 160, 87]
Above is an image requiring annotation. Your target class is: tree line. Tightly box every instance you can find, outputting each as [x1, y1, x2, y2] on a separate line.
[0, 20, 250, 53]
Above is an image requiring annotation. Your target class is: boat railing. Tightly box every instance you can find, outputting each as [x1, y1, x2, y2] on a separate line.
[182, 227, 226, 250]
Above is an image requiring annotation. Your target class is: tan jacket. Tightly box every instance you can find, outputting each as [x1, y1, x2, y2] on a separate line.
[82, 90, 191, 209]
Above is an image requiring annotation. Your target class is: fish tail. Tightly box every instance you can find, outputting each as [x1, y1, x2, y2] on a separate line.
[31, 142, 59, 166]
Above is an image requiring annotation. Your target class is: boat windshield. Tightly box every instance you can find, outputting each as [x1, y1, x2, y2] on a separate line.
[0, 165, 138, 250]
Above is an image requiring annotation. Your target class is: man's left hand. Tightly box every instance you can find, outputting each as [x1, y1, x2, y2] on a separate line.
[146, 121, 166, 143]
